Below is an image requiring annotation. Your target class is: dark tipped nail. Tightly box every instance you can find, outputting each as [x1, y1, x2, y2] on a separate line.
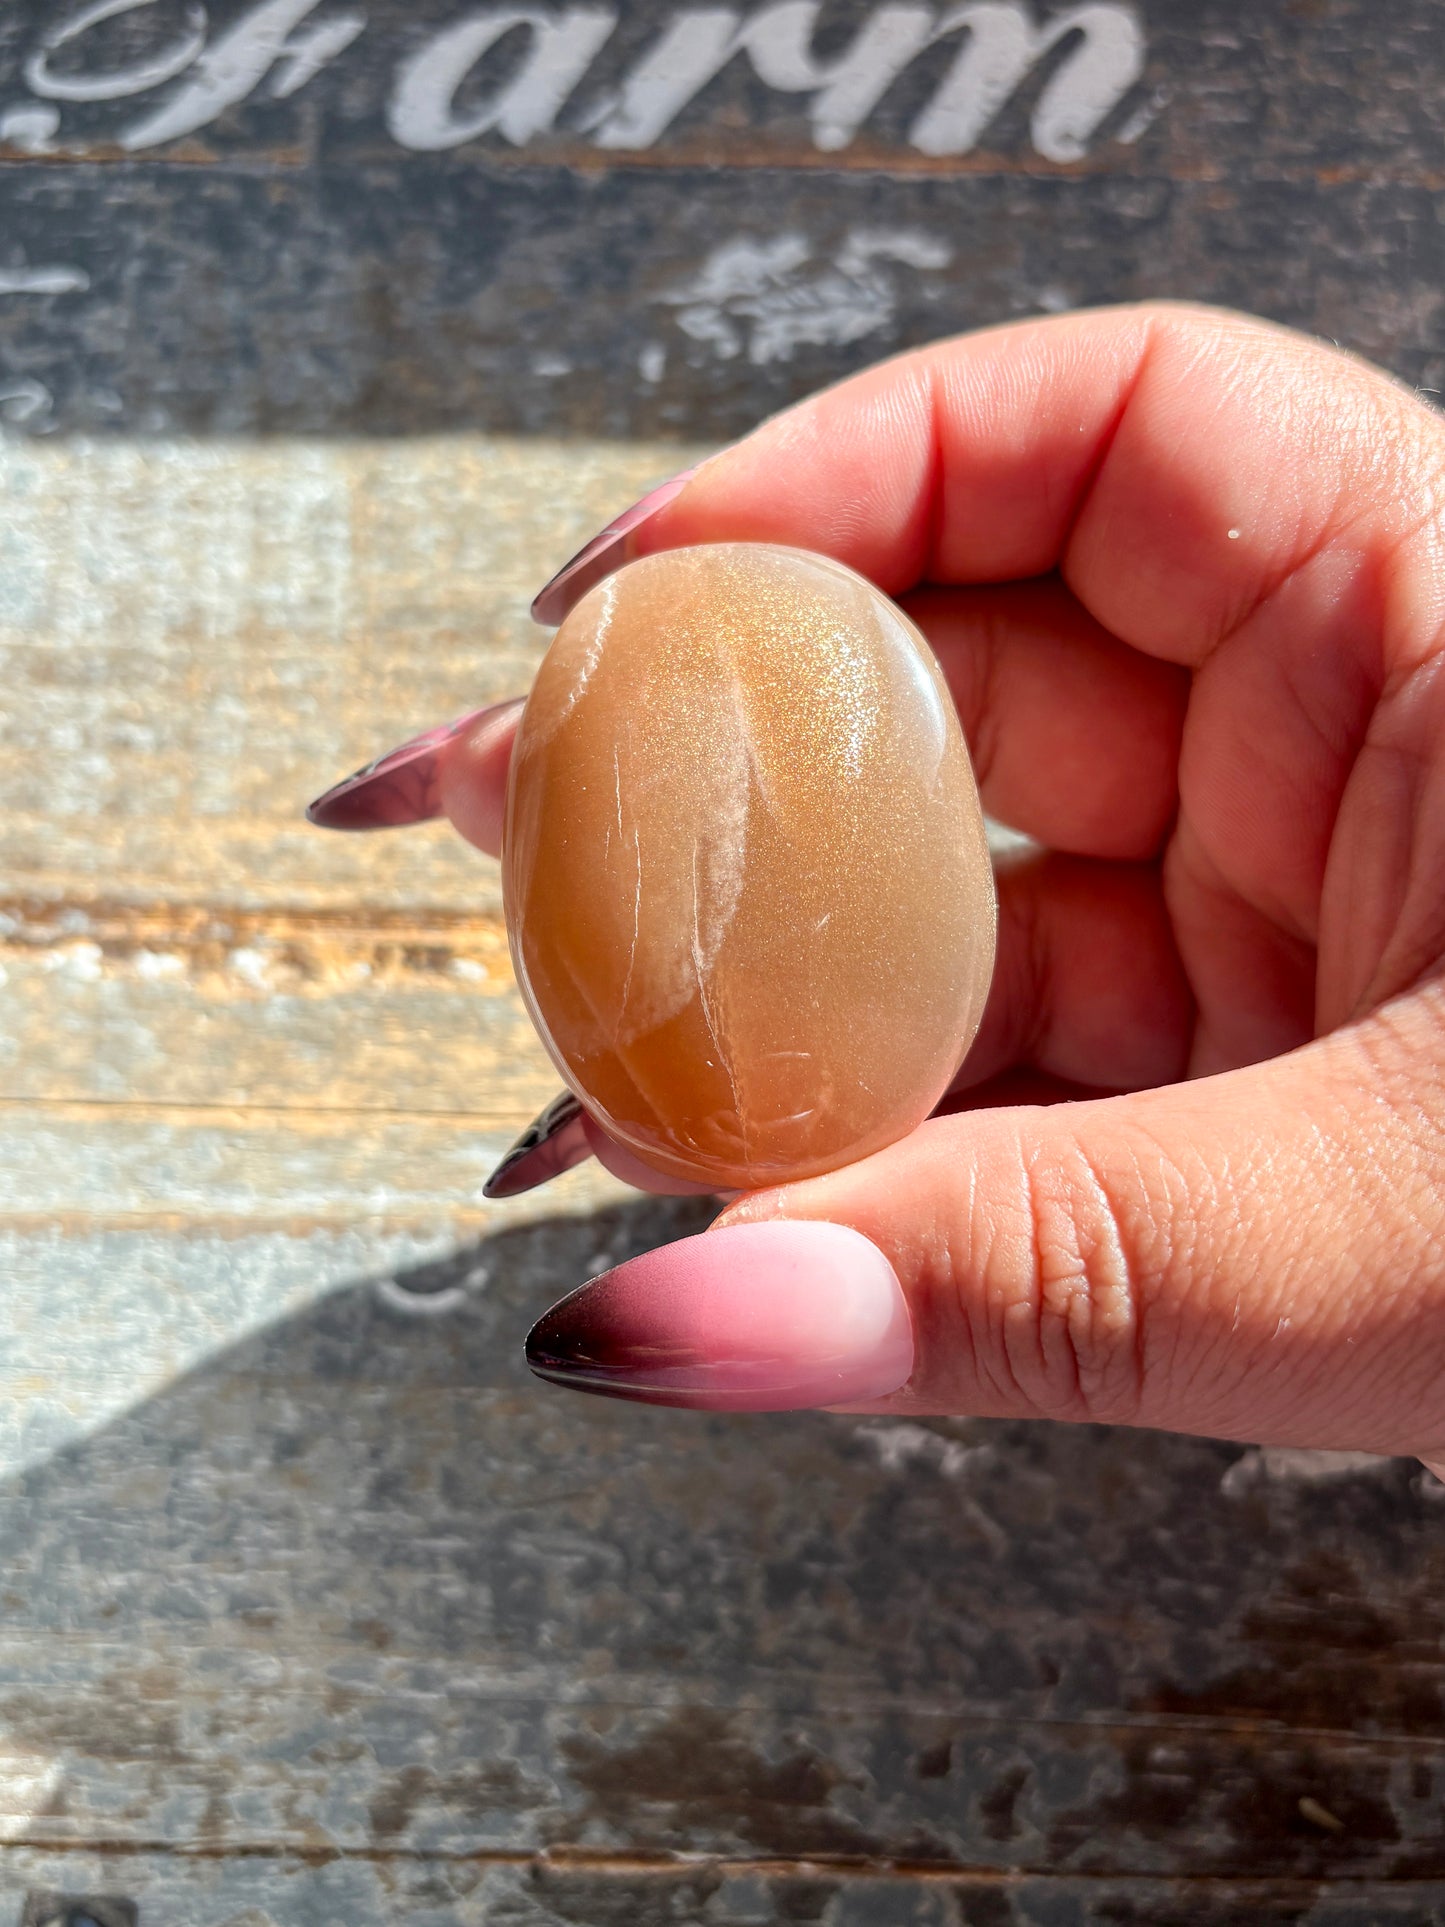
[524, 1222, 914, 1411]
[530, 468, 699, 627]
[483, 1090, 592, 1199]
[306, 701, 520, 831]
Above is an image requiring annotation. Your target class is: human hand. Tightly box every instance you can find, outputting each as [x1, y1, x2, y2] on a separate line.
[313, 304, 1445, 1462]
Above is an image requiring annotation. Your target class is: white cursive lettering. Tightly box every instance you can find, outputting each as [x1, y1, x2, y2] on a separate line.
[120, 0, 364, 148]
[22, 0, 1152, 161]
[388, 6, 616, 148]
[594, 1, 947, 151]
[26, 0, 208, 103]
[911, 1, 1145, 160]
[590, 0, 1142, 155]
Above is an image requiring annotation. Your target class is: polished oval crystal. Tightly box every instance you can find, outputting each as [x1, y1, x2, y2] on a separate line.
[504, 543, 996, 1189]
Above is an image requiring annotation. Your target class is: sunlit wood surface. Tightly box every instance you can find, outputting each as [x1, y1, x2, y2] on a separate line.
[6, 429, 1445, 1927]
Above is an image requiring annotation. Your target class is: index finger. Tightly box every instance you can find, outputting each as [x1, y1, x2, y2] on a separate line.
[633, 301, 1442, 671]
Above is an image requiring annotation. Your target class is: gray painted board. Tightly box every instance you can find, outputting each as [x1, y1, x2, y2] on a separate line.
[0, 0, 1441, 438]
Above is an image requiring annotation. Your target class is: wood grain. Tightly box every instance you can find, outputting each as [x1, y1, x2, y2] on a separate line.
[5, 1207, 1445, 1905]
[0, 434, 696, 941]
[8, 426, 1445, 1925]
[0, 0, 1441, 439]
[4, 4, 1445, 1921]
[6, 1854, 1445, 1927]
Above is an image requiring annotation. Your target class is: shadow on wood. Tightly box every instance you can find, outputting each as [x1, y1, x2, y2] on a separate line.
[3, 1195, 1445, 1927]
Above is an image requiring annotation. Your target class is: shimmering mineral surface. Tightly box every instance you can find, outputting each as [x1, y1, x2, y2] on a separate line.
[504, 543, 996, 1188]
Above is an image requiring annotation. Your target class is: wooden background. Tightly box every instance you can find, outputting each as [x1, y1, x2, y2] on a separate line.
[3, 2, 1445, 1923]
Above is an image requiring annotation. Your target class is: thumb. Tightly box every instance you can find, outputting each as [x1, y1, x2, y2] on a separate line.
[526, 987, 1445, 1457]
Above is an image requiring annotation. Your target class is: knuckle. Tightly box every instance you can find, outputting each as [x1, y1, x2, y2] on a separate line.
[980, 1130, 1168, 1426]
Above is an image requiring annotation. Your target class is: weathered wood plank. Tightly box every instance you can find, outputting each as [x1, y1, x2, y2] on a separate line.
[5, 1853, 1445, 1927]
[0, 1, 1441, 437]
[2, 1204, 1445, 1883]
[0, 927, 559, 1117]
[0, 436, 698, 918]
[1, 166, 1441, 443]
[0, 0, 1441, 177]
[0, 1105, 618, 1225]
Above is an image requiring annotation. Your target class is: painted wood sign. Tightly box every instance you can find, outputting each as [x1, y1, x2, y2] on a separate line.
[0, 0, 1441, 437]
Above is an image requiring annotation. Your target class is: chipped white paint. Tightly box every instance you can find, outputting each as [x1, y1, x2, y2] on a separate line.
[14, 0, 1152, 159]
[0, 103, 60, 150]
[856, 1420, 990, 1479]
[373, 1269, 484, 1316]
[40, 940, 104, 981]
[132, 948, 186, 980]
[1116, 79, 1170, 144]
[0, 264, 90, 296]
[0, 378, 53, 427]
[0, 1751, 63, 1843]
[658, 229, 951, 365]
[1220, 1446, 1395, 1497]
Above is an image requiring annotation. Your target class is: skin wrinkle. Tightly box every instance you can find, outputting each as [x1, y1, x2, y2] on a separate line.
[919, 353, 948, 592]
[1071, 318, 1441, 674]
[1162, 821, 1317, 1074]
[1018, 863, 1055, 1072]
[944, 1143, 987, 1406]
[1073, 1130, 1153, 1427]
[963, 593, 1008, 799]
[901, 1156, 973, 1411]
[1010, 1137, 1084, 1421]
[1331, 658, 1445, 1021]
[1051, 314, 1158, 594]
[1236, 383, 1445, 673]
[1069, 1130, 1161, 1426]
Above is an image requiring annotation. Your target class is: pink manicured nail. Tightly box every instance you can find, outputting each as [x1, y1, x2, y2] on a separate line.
[483, 1091, 592, 1199]
[530, 468, 698, 627]
[485, 1092, 735, 1201]
[306, 700, 521, 831]
[525, 1222, 913, 1411]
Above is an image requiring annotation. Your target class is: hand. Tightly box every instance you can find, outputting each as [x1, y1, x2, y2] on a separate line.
[326, 303, 1445, 1459]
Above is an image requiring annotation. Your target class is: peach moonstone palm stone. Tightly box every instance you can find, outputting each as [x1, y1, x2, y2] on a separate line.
[504, 543, 996, 1189]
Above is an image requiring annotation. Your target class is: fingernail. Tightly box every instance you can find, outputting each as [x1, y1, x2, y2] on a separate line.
[483, 1091, 591, 1199]
[306, 700, 521, 831]
[530, 468, 699, 627]
[525, 1221, 913, 1412]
